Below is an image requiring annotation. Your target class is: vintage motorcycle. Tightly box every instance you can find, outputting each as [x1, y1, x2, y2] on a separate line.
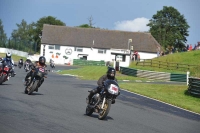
[50, 59, 55, 69]
[24, 62, 31, 72]
[24, 67, 48, 95]
[18, 59, 23, 69]
[85, 79, 120, 120]
[0, 63, 13, 84]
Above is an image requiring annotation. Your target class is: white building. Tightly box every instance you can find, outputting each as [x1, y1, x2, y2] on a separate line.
[40, 24, 160, 67]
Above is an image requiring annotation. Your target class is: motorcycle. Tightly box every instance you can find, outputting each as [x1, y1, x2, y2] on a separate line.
[18, 59, 23, 69]
[50, 60, 55, 69]
[24, 67, 48, 95]
[0, 64, 13, 84]
[24, 62, 30, 72]
[85, 79, 120, 120]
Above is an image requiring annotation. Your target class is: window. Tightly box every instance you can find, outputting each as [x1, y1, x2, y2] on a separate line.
[48, 45, 54, 49]
[75, 47, 83, 52]
[55, 45, 60, 50]
[98, 49, 106, 54]
[48, 45, 60, 50]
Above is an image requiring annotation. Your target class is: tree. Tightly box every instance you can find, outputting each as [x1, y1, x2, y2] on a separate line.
[77, 24, 93, 28]
[33, 16, 66, 51]
[11, 19, 35, 51]
[147, 6, 190, 50]
[0, 19, 7, 47]
[11, 19, 34, 41]
[77, 16, 96, 28]
[88, 15, 95, 27]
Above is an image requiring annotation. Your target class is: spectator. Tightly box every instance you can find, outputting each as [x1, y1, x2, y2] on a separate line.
[186, 44, 189, 50]
[189, 44, 192, 51]
[156, 46, 160, 57]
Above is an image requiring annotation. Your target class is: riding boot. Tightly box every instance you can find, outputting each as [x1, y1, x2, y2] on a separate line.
[86, 92, 94, 104]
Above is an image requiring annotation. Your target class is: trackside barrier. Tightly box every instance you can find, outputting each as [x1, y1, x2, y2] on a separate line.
[120, 67, 189, 83]
[187, 77, 200, 96]
[73, 59, 105, 66]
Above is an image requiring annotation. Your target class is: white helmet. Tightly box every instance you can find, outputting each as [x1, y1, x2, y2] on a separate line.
[6, 52, 12, 60]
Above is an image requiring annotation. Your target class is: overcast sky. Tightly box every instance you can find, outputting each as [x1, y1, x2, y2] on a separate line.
[0, 0, 199, 46]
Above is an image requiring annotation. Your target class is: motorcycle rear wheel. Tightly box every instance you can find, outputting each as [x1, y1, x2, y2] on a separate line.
[98, 100, 111, 120]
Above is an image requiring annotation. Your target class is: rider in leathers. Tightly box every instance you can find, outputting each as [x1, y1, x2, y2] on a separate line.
[24, 56, 47, 93]
[2, 52, 16, 77]
[87, 67, 120, 104]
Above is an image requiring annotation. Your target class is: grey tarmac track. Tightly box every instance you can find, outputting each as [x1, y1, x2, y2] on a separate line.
[0, 65, 200, 133]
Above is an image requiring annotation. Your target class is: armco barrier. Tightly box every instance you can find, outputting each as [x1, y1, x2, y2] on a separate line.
[188, 77, 200, 96]
[73, 59, 105, 66]
[120, 67, 187, 82]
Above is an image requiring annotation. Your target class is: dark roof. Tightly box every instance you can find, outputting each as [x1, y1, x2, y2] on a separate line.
[41, 24, 160, 53]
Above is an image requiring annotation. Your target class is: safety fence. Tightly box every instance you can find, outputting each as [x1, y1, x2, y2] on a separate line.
[136, 59, 198, 71]
[187, 77, 200, 96]
[73, 59, 105, 66]
[120, 67, 188, 82]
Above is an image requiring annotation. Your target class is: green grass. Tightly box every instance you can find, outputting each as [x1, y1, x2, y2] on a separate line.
[58, 65, 200, 114]
[129, 50, 200, 77]
[0, 53, 27, 62]
[2, 52, 200, 113]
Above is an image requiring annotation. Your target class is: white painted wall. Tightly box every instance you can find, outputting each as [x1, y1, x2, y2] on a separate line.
[41, 44, 157, 67]
[0, 47, 29, 57]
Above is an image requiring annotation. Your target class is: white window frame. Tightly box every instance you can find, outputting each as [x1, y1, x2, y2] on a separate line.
[98, 49, 106, 54]
[75, 47, 83, 52]
[48, 45, 60, 50]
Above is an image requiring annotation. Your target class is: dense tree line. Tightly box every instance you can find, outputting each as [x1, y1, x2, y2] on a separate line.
[0, 6, 190, 53]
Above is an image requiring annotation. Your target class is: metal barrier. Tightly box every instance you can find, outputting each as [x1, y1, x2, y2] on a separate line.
[187, 77, 200, 96]
[73, 59, 105, 66]
[120, 67, 188, 82]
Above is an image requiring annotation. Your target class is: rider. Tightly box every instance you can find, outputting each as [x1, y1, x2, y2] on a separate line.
[50, 59, 55, 67]
[2, 52, 16, 76]
[24, 59, 32, 69]
[87, 67, 119, 104]
[18, 58, 23, 65]
[24, 56, 47, 91]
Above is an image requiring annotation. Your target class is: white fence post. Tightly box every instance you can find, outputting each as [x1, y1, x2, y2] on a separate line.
[187, 71, 190, 85]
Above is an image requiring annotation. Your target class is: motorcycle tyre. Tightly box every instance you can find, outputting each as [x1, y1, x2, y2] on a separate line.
[28, 80, 39, 95]
[0, 74, 6, 85]
[98, 100, 111, 120]
[85, 105, 94, 116]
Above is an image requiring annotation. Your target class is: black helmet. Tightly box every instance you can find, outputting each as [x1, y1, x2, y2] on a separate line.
[107, 67, 116, 79]
[39, 56, 46, 65]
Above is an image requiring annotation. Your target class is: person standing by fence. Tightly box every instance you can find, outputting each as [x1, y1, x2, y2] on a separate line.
[156, 46, 160, 57]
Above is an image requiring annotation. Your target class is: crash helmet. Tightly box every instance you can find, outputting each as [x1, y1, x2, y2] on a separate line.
[39, 56, 46, 65]
[6, 52, 12, 60]
[107, 67, 116, 79]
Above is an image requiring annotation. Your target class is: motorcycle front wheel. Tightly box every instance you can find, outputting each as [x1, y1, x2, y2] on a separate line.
[85, 105, 94, 116]
[0, 74, 6, 84]
[98, 99, 111, 120]
[28, 80, 39, 95]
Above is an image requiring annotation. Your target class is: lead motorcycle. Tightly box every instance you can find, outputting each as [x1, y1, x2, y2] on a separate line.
[85, 79, 120, 120]
[0, 63, 14, 84]
[24, 67, 48, 95]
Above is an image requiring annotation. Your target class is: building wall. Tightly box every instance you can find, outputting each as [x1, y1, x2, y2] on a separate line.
[41, 44, 157, 67]
[0, 48, 28, 57]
